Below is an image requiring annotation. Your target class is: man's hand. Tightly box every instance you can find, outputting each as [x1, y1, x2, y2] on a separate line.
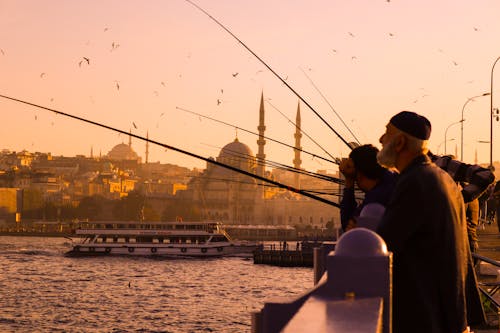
[339, 158, 356, 188]
[345, 218, 357, 231]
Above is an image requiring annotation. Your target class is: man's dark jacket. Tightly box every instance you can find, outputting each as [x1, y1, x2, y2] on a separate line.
[377, 154, 468, 333]
[340, 169, 397, 231]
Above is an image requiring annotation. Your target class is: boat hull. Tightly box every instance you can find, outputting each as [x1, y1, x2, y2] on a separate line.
[65, 243, 258, 258]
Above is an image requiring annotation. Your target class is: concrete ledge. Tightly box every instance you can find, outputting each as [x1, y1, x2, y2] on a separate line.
[282, 296, 383, 333]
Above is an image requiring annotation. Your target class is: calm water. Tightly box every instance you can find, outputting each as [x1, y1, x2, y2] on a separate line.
[0, 237, 312, 333]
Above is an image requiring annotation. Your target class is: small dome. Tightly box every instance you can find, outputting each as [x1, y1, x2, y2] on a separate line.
[335, 228, 388, 257]
[107, 143, 139, 161]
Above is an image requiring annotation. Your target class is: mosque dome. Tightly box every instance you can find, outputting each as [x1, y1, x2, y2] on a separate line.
[219, 138, 254, 159]
[213, 138, 256, 175]
[107, 143, 139, 161]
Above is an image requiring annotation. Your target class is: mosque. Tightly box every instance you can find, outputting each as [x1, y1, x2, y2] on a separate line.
[105, 133, 141, 163]
[178, 93, 340, 228]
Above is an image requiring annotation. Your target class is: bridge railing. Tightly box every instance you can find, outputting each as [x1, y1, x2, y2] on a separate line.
[473, 253, 500, 312]
[251, 228, 392, 333]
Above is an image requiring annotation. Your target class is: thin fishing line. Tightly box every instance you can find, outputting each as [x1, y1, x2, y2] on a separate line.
[176, 106, 338, 165]
[265, 100, 341, 164]
[0, 93, 340, 208]
[184, 0, 352, 150]
[298, 66, 361, 145]
[200, 142, 343, 184]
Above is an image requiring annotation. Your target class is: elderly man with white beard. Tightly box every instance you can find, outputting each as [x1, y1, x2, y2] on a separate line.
[376, 111, 470, 333]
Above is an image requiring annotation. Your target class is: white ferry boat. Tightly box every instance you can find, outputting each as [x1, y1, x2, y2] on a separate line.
[65, 220, 259, 257]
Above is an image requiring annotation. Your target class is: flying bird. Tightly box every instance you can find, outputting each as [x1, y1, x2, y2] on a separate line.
[115, 81, 120, 90]
[217, 99, 222, 105]
[111, 42, 120, 51]
[83, 57, 90, 65]
[104, 27, 109, 32]
[348, 32, 355, 37]
[40, 72, 46, 78]
[132, 122, 137, 129]
[0, 49, 4, 55]
[161, 81, 166, 87]
[220, 89, 224, 94]
[232, 72, 239, 77]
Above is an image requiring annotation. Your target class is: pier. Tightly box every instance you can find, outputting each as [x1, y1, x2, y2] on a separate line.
[252, 241, 335, 267]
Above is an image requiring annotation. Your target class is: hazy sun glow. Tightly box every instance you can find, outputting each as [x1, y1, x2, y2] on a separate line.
[1, 0, 500, 172]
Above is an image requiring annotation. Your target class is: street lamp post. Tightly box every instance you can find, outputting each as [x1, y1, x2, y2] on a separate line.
[437, 138, 455, 154]
[490, 56, 500, 169]
[460, 92, 490, 161]
[445, 121, 461, 155]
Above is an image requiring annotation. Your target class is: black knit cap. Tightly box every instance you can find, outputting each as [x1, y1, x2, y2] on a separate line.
[390, 111, 431, 140]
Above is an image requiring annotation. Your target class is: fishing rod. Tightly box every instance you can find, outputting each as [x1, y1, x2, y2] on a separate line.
[0, 94, 340, 208]
[189, 174, 344, 198]
[191, 172, 344, 199]
[200, 142, 344, 185]
[298, 67, 361, 145]
[184, 0, 353, 151]
[191, 172, 345, 198]
[176, 106, 339, 165]
[264, 99, 340, 163]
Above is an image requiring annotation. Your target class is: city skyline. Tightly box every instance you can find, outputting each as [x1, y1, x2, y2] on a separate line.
[2, 1, 500, 172]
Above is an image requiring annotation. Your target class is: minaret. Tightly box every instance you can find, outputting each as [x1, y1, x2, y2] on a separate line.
[256, 91, 266, 178]
[90, 146, 93, 159]
[128, 129, 132, 148]
[475, 148, 478, 164]
[145, 131, 149, 164]
[293, 101, 302, 189]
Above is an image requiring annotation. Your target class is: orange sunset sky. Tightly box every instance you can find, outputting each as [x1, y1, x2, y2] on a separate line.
[1, 0, 500, 173]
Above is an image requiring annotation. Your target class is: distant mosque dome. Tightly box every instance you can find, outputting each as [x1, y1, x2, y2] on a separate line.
[214, 138, 256, 174]
[107, 143, 140, 161]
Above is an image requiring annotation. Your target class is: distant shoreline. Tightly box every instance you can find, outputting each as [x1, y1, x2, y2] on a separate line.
[0, 232, 74, 238]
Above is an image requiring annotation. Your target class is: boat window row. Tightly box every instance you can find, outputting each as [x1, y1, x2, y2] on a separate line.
[91, 235, 229, 244]
[78, 222, 219, 232]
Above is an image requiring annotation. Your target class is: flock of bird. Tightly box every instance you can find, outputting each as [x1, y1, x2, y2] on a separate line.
[0, 18, 484, 140]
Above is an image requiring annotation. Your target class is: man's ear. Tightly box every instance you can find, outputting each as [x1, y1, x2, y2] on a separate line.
[394, 134, 406, 153]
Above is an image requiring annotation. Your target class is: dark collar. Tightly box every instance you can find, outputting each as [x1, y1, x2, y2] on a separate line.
[400, 154, 430, 176]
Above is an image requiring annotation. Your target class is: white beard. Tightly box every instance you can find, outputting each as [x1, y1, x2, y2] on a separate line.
[377, 138, 397, 169]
